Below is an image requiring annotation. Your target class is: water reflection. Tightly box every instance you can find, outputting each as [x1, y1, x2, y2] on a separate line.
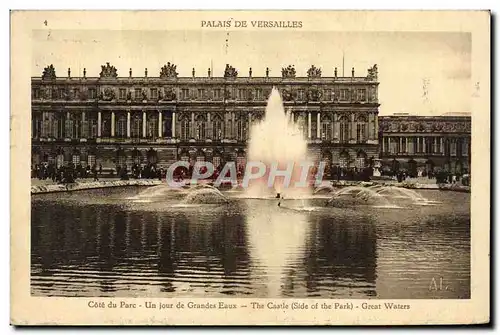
[31, 188, 470, 298]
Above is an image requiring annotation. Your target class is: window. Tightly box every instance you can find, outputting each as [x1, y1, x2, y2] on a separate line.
[450, 139, 457, 156]
[463, 138, 469, 156]
[116, 115, 127, 137]
[356, 122, 366, 143]
[197, 89, 205, 100]
[131, 114, 142, 138]
[214, 89, 222, 100]
[59, 88, 66, 99]
[237, 117, 247, 141]
[182, 89, 189, 100]
[297, 90, 305, 101]
[255, 88, 262, 100]
[213, 155, 222, 169]
[134, 88, 142, 100]
[56, 154, 65, 168]
[88, 88, 97, 99]
[321, 122, 331, 140]
[73, 88, 80, 99]
[87, 155, 96, 167]
[181, 120, 190, 140]
[150, 88, 158, 99]
[238, 89, 246, 100]
[357, 89, 366, 102]
[339, 116, 349, 143]
[324, 89, 331, 101]
[356, 151, 367, 169]
[33, 88, 40, 99]
[147, 115, 158, 139]
[195, 115, 205, 140]
[339, 89, 349, 101]
[213, 116, 223, 140]
[162, 114, 172, 138]
[72, 154, 80, 165]
[339, 152, 349, 168]
[119, 88, 127, 100]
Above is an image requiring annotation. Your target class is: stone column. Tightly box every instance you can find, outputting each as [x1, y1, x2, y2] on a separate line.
[440, 137, 444, 155]
[172, 112, 176, 138]
[382, 137, 386, 153]
[142, 111, 147, 138]
[207, 112, 211, 139]
[158, 111, 162, 138]
[399, 137, 403, 154]
[81, 111, 86, 138]
[334, 114, 339, 141]
[406, 137, 410, 153]
[127, 111, 131, 138]
[111, 111, 115, 137]
[232, 112, 236, 140]
[374, 113, 379, 140]
[247, 113, 251, 139]
[307, 112, 311, 139]
[191, 112, 195, 139]
[317, 112, 321, 139]
[97, 111, 102, 137]
[367, 113, 373, 139]
[351, 114, 356, 141]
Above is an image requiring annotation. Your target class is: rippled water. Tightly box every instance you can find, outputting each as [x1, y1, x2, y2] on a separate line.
[31, 186, 470, 299]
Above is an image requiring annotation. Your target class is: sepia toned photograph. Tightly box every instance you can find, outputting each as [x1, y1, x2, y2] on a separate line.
[11, 10, 490, 325]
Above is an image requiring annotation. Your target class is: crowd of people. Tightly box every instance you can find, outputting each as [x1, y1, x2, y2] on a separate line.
[31, 160, 470, 187]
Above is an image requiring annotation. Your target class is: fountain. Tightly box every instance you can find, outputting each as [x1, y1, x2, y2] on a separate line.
[245, 87, 311, 198]
[370, 185, 428, 203]
[182, 187, 229, 205]
[326, 186, 395, 208]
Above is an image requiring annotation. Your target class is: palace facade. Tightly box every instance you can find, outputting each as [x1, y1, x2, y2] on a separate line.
[378, 113, 471, 176]
[31, 62, 381, 173]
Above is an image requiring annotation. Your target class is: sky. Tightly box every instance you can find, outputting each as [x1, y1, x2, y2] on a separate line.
[32, 30, 471, 116]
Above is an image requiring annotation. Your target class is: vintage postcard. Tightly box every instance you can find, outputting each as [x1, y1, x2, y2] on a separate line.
[10, 10, 490, 325]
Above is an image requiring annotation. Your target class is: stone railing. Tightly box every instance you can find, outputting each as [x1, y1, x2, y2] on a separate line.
[31, 179, 162, 194]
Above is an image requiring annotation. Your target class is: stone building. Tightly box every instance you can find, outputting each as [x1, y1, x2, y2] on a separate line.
[31, 62, 380, 174]
[378, 113, 471, 176]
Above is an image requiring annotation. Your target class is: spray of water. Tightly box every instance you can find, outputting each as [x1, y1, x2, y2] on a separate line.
[246, 87, 310, 198]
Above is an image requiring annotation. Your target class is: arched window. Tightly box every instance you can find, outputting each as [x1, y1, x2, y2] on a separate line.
[132, 149, 142, 165]
[339, 151, 350, 168]
[116, 149, 126, 167]
[320, 114, 332, 140]
[147, 114, 158, 139]
[339, 116, 349, 143]
[178, 114, 191, 140]
[56, 148, 65, 168]
[212, 114, 223, 140]
[116, 114, 127, 138]
[356, 115, 367, 143]
[101, 113, 111, 137]
[195, 114, 206, 140]
[131, 113, 142, 138]
[356, 151, 367, 169]
[236, 114, 248, 141]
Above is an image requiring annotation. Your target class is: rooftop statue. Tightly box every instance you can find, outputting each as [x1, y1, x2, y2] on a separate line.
[99, 62, 118, 78]
[307, 65, 322, 78]
[159, 62, 178, 78]
[224, 64, 238, 78]
[282, 65, 296, 78]
[367, 64, 378, 81]
[42, 64, 56, 80]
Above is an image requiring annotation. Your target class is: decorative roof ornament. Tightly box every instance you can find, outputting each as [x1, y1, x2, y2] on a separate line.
[99, 62, 118, 78]
[224, 64, 238, 78]
[281, 65, 296, 79]
[160, 62, 178, 79]
[307, 65, 322, 78]
[42, 64, 56, 80]
[367, 64, 378, 81]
